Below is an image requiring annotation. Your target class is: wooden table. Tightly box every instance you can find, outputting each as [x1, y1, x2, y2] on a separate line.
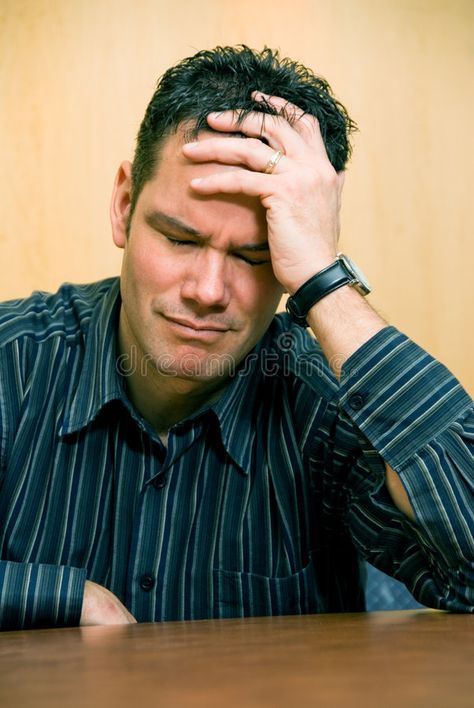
[0, 611, 473, 707]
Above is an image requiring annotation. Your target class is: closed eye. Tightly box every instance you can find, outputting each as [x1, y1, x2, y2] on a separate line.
[235, 254, 271, 267]
[166, 236, 197, 247]
[166, 236, 270, 266]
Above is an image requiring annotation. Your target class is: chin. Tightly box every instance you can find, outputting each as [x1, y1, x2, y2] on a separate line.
[147, 349, 237, 382]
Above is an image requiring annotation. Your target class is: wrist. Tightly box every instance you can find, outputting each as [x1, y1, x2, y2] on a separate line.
[283, 255, 337, 296]
[305, 286, 386, 378]
[285, 254, 371, 327]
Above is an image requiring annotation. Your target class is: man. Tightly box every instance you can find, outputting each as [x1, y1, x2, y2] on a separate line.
[0, 46, 472, 629]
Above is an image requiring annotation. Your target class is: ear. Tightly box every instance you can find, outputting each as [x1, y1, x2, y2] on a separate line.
[110, 161, 133, 249]
[336, 170, 346, 198]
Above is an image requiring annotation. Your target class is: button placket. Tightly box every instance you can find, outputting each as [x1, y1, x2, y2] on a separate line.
[139, 574, 155, 591]
[127, 435, 165, 617]
[152, 474, 167, 489]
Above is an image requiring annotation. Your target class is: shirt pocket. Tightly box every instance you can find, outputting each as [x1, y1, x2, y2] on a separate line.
[213, 557, 321, 618]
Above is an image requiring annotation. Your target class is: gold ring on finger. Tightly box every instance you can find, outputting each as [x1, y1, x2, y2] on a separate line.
[263, 149, 284, 175]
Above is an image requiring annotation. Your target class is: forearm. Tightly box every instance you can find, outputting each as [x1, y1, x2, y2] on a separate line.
[340, 326, 473, 567]
[0, 560, 86, 630]
[304, 282, 416, 518]
[304, 283, 386, 379]
[337, 327, 474, 608]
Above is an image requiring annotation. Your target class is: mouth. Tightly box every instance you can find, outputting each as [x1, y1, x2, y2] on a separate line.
[164, 315, 230, 340]
[167, 316, 228, 331]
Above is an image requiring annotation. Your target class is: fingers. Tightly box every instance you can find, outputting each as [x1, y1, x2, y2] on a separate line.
[183, 136, 287, 175]
[205, 109, 297, 154]
[190, 169, 272, 197]
[252, 92, 330, 159]
[205, 92, 329, 159]
[183, 93, 337, 200]
[252, 91, 315, 141]
[80, 580, 137, 626]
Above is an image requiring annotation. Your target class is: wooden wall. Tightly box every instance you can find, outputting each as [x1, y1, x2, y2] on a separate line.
[1, 0, 472, 393]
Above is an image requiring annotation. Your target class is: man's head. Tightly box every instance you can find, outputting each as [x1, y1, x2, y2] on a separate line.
[130, 45, 356, 220]
[111, 46, 355, 413]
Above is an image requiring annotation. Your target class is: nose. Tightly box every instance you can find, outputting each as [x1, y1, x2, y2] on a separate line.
[180, 248, 231, 310]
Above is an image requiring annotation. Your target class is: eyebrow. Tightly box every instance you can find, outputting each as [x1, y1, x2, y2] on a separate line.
[145, 210, 201, 237]
[144, 210, 270, 252]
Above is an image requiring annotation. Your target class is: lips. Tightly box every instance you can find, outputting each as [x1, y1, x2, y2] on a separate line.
[166, 316, 229, 332]
[163, 315, 231, 344]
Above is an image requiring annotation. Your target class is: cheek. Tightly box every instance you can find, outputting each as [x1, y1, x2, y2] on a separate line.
[235, 268, 283, 320]
[125, 243, 182, 295]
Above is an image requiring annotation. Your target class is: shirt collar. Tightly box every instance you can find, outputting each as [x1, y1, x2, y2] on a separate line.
[59, 279, 125, 435]
[59, 283, 283, 475]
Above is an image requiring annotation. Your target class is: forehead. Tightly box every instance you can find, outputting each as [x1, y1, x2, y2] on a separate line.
[138, 128, 268, 242]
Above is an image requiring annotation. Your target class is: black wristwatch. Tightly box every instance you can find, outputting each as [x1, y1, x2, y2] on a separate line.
[285, 254, 371, 327]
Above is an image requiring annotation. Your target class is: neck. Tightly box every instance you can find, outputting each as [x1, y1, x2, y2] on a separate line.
[116, 308, 230, 434]
[122, 357, 227, 435]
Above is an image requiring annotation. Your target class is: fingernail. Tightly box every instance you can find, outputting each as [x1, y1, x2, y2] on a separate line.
[184, 141, 198, 150]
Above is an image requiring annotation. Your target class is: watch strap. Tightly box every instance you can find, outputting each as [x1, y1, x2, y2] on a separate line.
[286, 260, 353, 326]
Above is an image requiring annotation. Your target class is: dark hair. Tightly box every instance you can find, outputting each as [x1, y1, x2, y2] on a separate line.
[130, 45, 357, 215]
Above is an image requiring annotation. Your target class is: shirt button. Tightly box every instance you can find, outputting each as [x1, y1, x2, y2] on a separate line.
[152, 475, 167, 489]
[348, 393, 365, 410]
[139, 575, 155, 591]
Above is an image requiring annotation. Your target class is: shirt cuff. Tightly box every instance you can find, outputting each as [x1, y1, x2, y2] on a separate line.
[0, 560, 87, 630]
[338, 326, 473, 469]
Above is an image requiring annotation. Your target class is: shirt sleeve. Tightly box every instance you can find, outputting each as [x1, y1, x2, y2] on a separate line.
[0, 560, 87, 629]
[338, 326, 474, 612]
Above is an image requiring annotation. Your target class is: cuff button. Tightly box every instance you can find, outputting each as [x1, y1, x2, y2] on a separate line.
[348, 393, 365, 410]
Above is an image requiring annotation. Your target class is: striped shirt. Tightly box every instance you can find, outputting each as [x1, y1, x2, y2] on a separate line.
[0, 278, 473, 629]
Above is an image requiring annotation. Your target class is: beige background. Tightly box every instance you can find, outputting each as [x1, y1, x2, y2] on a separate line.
[0, 0, 473, 393]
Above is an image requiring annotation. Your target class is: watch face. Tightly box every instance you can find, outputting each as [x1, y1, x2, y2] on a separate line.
[338, 254, 371, 295]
